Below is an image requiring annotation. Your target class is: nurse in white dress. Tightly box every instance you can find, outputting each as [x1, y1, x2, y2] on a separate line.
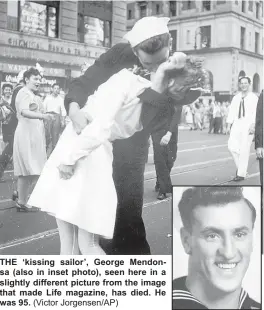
[28, 68, 153, 254]
[28, 51, 191, 255]
[227, 76, 258, 181]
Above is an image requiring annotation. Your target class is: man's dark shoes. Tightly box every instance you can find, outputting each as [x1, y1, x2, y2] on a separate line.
[154, 184, 160, 192]
[16, 202, 39, 212]
[233, 176, 245, 182]
[12, 190, 19, 201]
[157, 193, 167, 200]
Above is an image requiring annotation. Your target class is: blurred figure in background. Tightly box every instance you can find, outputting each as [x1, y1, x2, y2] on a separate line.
[43, 83, 67, 157]
[0, 83, 14, 181]
[184, 104, 194, 130]
[193, 101, 202, 131]
[220, 101, 229, 134]
[213, 101, 222, 134]
[255, 90, 263, 185]
[199, 99, 206, 129]
[207, 99, 214, 133]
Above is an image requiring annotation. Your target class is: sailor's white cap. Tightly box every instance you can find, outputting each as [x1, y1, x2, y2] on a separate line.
[124, 17, 170, 48]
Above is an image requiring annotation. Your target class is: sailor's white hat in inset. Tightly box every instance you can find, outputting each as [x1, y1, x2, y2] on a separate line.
[124, 16, 170, 48]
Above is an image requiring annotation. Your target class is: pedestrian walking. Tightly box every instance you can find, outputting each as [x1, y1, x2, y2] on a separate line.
[152, 105, 181, 200]
[227, 76, 258, 181]
[13, 68, 54, 212]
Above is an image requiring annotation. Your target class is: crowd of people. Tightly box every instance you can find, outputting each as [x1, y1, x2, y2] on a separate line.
[183, 99, 231, 134]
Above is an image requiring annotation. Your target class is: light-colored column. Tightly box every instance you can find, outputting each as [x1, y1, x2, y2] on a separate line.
[60, 1, 78, 42]
[162, 1, 170, 16]
[112, 1, 127, 45]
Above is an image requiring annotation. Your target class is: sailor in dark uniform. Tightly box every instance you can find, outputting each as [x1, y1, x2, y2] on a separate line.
[173, 187, 261, 309]
[173, 276, 261, 309]
[152, 105, 181, 199]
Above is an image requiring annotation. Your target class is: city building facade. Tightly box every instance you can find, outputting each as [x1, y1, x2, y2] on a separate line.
[0, 0, 126, 94]
[127, 0, 263, 101]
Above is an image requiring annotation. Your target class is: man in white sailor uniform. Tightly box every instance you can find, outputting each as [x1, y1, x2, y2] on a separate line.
[226, 76, 258, 181]
[173, 187, 261, 310]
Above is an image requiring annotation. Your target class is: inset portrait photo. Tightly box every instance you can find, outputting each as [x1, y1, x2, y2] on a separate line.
[172, 186, 261, 309]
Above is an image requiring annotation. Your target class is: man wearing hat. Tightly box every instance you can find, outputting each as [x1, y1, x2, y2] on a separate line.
[227, 76, 258, 181]
[64, 17, 199, 254]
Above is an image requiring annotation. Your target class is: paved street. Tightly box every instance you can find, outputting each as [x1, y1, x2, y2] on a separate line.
[0, 129, 260, 255]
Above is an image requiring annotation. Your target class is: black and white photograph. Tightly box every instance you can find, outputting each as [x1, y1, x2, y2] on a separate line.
[0, 0, 262, 258]
[172, 186, 261, 309]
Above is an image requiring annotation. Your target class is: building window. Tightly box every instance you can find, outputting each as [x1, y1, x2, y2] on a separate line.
[256, 2, 260, 19]
[78, 15, 111, 47]
[186, 30, 190, 44]
[255, 32, 259, 53]
[242, 0, 246, 12]
[7, 1, 18, 31]
[128, 9, 132, 20]
[170, 30, 177, 52]
[248, 1, 253, 11]
[240, 27, 245, 49]
[200, 26, 211, 48]
[139, 2, 147, 18]
[169, 1, 177, 16]
[19, 0, 59, 37]
[253, 73, 260, 93]
[249, 32, 251, 47]
[216, 1, 226, 4]
[202, 1, 211, 11]
[182, 1, 195, 10]
[156, 4, 160, 14]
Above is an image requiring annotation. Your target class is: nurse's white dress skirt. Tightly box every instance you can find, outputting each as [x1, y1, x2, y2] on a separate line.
[28, 122, 117, 239]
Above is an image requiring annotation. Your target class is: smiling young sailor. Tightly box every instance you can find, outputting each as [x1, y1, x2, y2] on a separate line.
[173, 187, 260, 310]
